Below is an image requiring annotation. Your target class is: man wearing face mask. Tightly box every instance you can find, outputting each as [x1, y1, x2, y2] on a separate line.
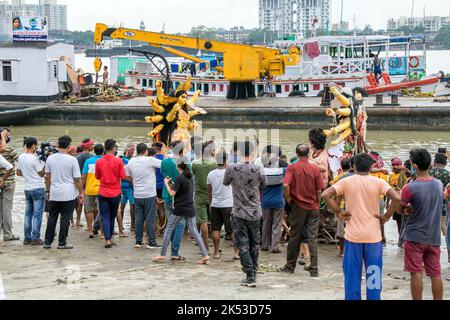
[0, 128, 20, 242]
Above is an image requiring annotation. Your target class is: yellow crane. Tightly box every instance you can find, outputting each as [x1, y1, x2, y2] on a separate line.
[93, 23, 300, 99]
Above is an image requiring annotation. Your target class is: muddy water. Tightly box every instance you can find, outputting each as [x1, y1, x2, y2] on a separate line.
[5, 125, 450, 241]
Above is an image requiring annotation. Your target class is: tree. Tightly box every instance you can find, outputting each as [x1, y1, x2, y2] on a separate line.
[246, 29, 275, 44]
[435, 26, 450, 49]
[188, 26, 218, 40]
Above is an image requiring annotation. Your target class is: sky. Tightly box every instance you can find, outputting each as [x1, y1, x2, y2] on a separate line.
[27, 0, 450, 32]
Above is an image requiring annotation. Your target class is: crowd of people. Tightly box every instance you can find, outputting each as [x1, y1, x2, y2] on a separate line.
[0, 127, 449, 300]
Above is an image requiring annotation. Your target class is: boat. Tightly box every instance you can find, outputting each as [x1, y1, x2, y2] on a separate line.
[0, 105, 50, 126]
[108, 35, 441, 98]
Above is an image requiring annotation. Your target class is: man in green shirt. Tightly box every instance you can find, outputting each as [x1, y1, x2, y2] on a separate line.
[192, 141, 218, 253]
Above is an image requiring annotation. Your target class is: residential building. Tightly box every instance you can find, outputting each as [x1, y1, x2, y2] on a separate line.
[217, 26, 250, 43]
[259, 0, 332, 37]
[331, 21, 349, 31]
[387, 16, 450, 33]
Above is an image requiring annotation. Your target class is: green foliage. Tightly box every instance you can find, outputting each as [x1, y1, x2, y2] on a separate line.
[188, 26, 218, 40]
[435, 26, 450, 49]
[246, 29, 275, 44]
[50, 30, 94, 46]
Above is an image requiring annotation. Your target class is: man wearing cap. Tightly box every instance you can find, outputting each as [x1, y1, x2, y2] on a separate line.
[75, 139, 95, 228]
[387, 157, 409, 243]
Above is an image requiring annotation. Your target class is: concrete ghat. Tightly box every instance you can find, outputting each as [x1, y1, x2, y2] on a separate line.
[5, 97, 450, 131]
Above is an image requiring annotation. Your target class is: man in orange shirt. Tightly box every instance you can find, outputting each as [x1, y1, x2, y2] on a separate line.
[322, 153, 400, 300]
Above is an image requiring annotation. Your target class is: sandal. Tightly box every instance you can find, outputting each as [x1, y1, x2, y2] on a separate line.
[152, 256, 167, 263]
[213, 253, 221, 259]
[105, 244, 112, 249]
[119, 233, 128, 238]
[171, 256, 186, 261]
[197, 257, 210, 265]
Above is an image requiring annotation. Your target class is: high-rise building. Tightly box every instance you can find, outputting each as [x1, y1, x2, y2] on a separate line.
[259, 0, 331, 37]
[0, 0, 67, 36]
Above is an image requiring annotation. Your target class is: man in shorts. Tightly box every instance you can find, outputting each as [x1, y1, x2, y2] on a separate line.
[82, 144, 103, 238]
[399, 149, 444, 300]
[192, 141, 218, 252]
[207, 151, 238, 260]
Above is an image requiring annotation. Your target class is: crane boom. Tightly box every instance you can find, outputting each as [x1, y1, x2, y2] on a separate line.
[94, 23, 300, 82]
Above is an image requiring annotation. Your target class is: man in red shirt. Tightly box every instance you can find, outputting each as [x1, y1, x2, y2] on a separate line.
[95, 139, 125, 248]
[280, 144, 325, 277]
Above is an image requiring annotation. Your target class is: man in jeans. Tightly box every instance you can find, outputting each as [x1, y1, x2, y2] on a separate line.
[160, 141, 187, 260]
[44, 136, 84, 250]
[95, 139, 125, 248]
[224, 141, 267, 288]
[127, 143, 162, 249]
[399, 149, 444, 300]
[280, 144, 325, 277]
[322, 153, 400, 300]
[0, 128, 20, 242]
[17, 137, 46, 246]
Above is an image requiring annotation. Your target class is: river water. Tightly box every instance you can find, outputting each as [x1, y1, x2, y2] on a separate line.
[6, 125, 450, 228]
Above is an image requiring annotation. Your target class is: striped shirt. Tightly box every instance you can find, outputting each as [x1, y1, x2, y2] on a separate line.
[0, 147, 19, 186]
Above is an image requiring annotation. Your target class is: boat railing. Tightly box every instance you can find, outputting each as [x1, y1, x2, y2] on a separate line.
[296, 58, 371, 79]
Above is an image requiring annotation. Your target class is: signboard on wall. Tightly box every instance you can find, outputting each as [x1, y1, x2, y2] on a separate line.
[12, 16, 48, 42]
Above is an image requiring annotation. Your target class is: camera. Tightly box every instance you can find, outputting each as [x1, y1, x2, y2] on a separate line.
[37, 142, 58, 162]
[0, 128, 11, 144]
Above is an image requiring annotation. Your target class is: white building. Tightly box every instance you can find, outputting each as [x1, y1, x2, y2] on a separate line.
[0, 0, 67, 37]
[0, 42, 74, 101]
[217, 26, 250, 43]
[387, 16, 450, 33]
[259, 0, 332, 36]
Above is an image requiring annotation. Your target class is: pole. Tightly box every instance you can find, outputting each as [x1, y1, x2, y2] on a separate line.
[340, 0, 344, 33]
[410, 0, 415, 36]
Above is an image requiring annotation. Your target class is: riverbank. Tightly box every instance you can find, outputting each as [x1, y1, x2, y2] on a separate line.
[1, 97, 450, 131]
[0, 220, 448, 300]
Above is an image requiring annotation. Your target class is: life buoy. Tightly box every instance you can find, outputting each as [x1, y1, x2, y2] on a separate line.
[409, 56, 420, 69]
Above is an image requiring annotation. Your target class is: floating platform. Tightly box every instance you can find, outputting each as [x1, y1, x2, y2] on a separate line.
[0, 97, 449, 131]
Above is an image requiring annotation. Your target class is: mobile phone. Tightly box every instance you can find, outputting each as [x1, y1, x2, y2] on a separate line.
[438, 148, 447, 154]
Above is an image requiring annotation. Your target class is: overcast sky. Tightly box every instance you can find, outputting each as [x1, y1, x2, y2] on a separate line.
[32, 0, 450, 32]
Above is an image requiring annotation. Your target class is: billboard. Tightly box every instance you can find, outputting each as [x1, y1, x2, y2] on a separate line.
[12, 16, 48, 42]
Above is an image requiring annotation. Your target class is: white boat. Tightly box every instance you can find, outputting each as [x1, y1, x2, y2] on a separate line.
[110, 35, 440, 98]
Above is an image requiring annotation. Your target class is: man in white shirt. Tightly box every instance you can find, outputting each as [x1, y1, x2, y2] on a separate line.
[207, 151, 238, 260]
[43, 136, 84, 250]
[17, 137, 46, 246]
[126, 143, 162, 249]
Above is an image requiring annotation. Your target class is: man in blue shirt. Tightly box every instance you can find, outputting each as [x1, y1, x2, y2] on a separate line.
[261, 146, 287, 254]
[120, 144, 135, 235]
